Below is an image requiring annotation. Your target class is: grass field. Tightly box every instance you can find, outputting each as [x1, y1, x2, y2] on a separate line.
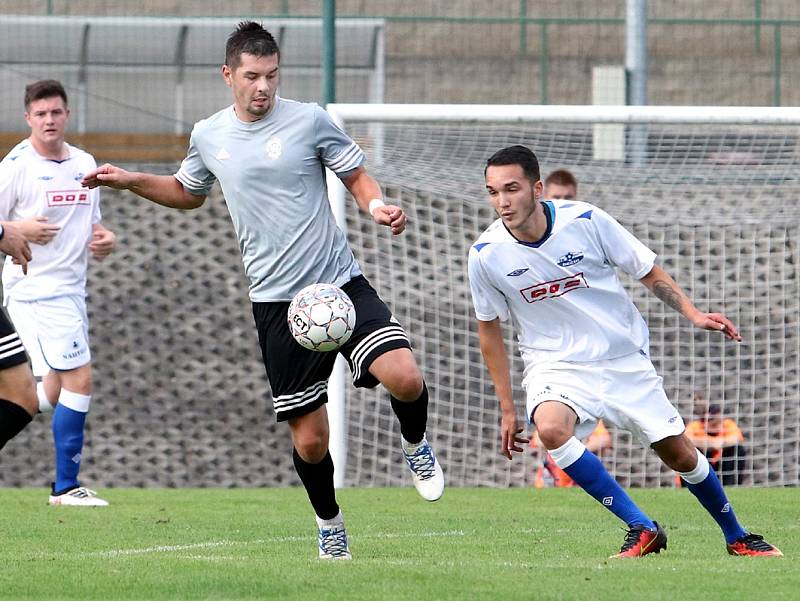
[0, 487, 796, 600]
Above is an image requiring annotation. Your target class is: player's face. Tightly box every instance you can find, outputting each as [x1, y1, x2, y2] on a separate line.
[545, 182, 576, 200]
[25, 96, 69, 148]
[223, 52, 280, 122]
[485, 164, 544, 238]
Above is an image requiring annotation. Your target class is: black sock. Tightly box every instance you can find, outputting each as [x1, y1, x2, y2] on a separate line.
[0, 398, 33, 451]
[292, 448, 339, 520]
[390, 382, 429, 445]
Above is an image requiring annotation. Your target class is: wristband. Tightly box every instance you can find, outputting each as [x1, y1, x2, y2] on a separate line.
[368, 198, 386, 216]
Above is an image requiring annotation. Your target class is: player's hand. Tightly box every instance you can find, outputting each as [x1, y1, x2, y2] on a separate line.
[500, 411, 529, 460]
[81, 163, 134, 190]
[0, 222, 32, 274]
[692, 312, 742, 342]
[89, 225, 116, 260]
[18, 216, 60, 245]
[372, 204, 407, 235]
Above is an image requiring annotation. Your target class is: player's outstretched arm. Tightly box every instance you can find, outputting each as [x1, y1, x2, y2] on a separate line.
[478, 318, 529, 459]
[0, 221, 32, 274]
[640, 265, 742, 342]
[342, 167, 406, 235]
[82, 164, 206, 211]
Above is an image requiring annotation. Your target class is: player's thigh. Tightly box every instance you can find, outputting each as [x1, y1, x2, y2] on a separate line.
[0, 309, 36, 413]
[58, 362, 92, 395]
[339, 275, 413, 390]
[523, 362, 603, 439]
[252, 301, 338, 423]
[368, 347, 422, 400]
[600, 352, 685, 445]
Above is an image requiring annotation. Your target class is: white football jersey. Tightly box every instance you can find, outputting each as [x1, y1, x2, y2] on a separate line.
[0, 140, 101, 301]
[468, 200, 656, 373]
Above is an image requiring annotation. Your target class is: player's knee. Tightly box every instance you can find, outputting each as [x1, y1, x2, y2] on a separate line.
[384, 369, 423, 402]
[293, 431, 329, 463]
[536, 422, 573, 450]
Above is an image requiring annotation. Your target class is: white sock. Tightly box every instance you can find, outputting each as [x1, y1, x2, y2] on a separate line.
[402, 434, 427, 453]
[316, 510, 344, 528]
[37, 382, 54, 413]
[58, 389, 91, 413]
[548, 436, 587, 469]
[678, 449, 710, 484]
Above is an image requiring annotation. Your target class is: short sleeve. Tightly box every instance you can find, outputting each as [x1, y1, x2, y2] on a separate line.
[174, 129, 217, 195]
[468, 246, 510, 322]
[592, 207, 656, 279]
[314, 105, 365, 177]
[0, 160, 19, 221]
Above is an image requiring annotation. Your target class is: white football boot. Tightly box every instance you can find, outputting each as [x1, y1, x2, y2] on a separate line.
[49, 486, 109, 507]
[316, 512, 352, 560]
[402, 434, 444, 501]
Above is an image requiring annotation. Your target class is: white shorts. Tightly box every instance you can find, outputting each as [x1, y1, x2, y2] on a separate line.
[6, 295, 91, 376]
[523, 350, 685, 445]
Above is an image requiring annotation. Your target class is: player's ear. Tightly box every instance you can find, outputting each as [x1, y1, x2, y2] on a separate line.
[221, 64, 233, 87]
[533, 179, 544, 199]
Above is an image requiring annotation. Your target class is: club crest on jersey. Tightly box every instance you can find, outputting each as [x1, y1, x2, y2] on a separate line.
[520, 273, 588, 303]
[73, 172, 84, 181]
[46, 189, 90, 207]
[557, 251, 584, 267]
[265, 136, 282, 160]
[506, 268, 529, 277]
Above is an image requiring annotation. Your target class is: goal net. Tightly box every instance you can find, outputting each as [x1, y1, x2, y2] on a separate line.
[328, 104, 800, 489]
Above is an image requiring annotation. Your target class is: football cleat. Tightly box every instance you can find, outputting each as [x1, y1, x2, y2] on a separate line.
[49, 486, 109, 507]
[726, 533, 783, 557]
[402, 435, 444, 502]
[316, 513, 352, 560]
[611, 521, 667, 558]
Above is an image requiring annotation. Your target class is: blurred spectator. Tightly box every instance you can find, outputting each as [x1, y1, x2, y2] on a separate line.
[544, 168, 578, 200]
[684, 402, 747, 486]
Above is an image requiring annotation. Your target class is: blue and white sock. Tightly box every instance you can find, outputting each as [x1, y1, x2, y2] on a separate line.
[52, 389, 91, 494]
[679, 449, 746, 544]
[552, 436, 656, 530]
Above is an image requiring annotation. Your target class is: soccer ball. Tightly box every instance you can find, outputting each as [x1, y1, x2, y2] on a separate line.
[287, 284, 356, 352]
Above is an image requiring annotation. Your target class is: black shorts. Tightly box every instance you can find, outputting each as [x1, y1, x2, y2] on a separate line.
[0, 308, 28, 370]
[253, 275, 411, 422]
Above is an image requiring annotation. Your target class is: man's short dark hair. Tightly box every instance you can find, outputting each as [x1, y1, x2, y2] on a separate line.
[485, 145, 540, 182]
[545, 168, 578, 190]
[225, 21, 280, 69]
[24, 79, 67, 110]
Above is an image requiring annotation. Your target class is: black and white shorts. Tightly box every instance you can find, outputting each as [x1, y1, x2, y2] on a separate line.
[253, 275, 411, 422]
[0, 308, 29, 371]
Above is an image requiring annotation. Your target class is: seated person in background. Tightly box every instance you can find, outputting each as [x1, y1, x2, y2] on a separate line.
[684, 403, 747, 486]
[532, 420, 613, 488]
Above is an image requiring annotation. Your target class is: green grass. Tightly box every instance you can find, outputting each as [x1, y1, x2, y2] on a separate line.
[0, 487, 797, 600]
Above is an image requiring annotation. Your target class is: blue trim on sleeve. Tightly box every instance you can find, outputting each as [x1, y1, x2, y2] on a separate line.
[577, 209, 593, 220]
[474, 242, 490, 252]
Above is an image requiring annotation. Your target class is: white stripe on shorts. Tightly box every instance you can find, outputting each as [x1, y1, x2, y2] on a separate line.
[350, 325, 409, 381]
[274, 380, 328, 415]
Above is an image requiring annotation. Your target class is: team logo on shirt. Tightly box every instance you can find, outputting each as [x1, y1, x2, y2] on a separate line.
[520, 273, 588, 303]
[73, 172, 84, 181]
[265, 136, 282, 160]
[506, 268, 529, 277]
[46, 189, 90, 207]
[557, 251, 584, 267]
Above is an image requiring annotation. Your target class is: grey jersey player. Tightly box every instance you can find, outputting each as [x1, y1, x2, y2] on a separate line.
[82, 21, 444, 560]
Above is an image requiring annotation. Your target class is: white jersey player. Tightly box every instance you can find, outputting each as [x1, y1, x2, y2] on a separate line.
[468, 144, 781, 558]
[0, 80, 116, 506]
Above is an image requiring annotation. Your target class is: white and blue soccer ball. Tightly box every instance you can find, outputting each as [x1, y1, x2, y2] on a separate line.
[287, 283, 356, 352]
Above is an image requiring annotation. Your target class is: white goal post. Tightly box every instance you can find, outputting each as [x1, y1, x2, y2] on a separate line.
[326, 103, 800, 489]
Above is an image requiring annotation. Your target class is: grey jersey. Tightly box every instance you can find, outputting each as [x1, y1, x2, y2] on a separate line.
[175, 97, 365, 301]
